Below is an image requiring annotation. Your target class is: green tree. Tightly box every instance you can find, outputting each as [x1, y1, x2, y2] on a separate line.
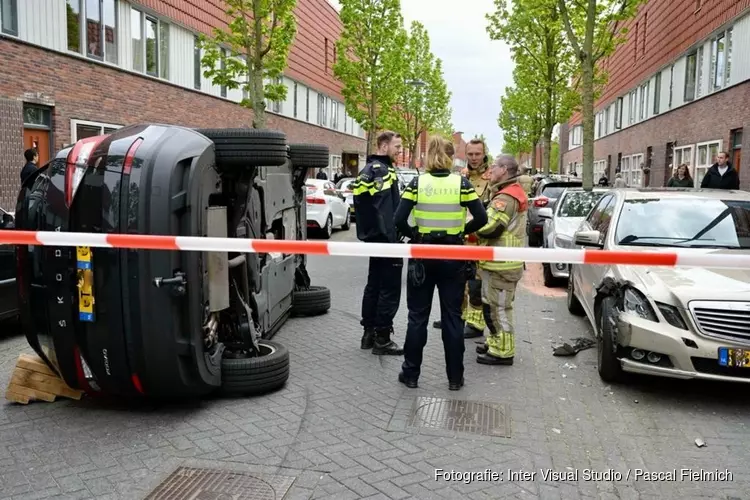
[382, 21, 451, 167]
[557, 0, 643, 188]
[199, 0, 297, 129]
[429, 106, 454, 139]
[497, 74, 544, 163]
[550, 139, 560, 172]
[487, 0, 577, 175]
[335, 0, 405, 154]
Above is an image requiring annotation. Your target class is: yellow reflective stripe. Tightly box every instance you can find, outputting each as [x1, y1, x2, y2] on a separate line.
[460, 190, 478, 203]
[490, 211, 510, 224]
[402, 190, 416, 201]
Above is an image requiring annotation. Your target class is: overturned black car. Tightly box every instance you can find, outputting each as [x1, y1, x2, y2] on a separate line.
[15, 124, 332, 399]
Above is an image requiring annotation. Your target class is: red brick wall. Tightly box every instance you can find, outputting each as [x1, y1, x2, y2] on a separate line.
[570, 0, 750, 123]
[562, 81, 750, 187]
[131, 0, 345, 100]
[0, 37, 365, 204]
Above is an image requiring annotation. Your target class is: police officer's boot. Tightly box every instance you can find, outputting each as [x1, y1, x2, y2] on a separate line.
[360, 328, 375, 349]
[372, 327, 404, 356]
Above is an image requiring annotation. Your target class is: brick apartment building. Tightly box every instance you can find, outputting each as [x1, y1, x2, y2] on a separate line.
[399, 130, 468, 171]
[560, 0, 750, 189]
[0, 0, 367, 209]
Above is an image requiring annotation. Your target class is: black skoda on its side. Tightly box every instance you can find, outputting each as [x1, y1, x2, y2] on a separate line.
[15, 124, 332, 399]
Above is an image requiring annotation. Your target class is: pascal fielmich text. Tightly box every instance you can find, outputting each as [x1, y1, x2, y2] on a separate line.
[434, 469, 733, 483]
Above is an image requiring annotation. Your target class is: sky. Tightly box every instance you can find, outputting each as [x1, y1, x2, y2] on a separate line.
[326, 0, 515, 155]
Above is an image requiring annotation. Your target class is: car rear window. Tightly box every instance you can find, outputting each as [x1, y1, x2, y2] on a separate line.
[541, 183, 582, 199]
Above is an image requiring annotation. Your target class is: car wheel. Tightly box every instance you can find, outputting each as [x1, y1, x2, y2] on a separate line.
[197, 128, 288, 170]
[566, 272, 585, 316]
[321, 215, 333, 239]
[341, 211, 351, 231]
[289, 144, 330, 168]
[597, 296, 624, 383]
[220, 340, 290, 396]
[291, 285, 331, 317]
[543, 263, 557, 288]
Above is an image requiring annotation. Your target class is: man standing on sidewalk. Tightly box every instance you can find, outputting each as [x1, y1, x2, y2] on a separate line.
[700, 151, 740, 190]
[20, 148, 38, 185]
[475, 155, 528, 366]
[353, 131, 405, 356]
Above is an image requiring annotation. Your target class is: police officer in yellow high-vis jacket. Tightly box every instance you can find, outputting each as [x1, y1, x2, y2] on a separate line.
[475, 155, 528, 366]
[394, 136, 487, 391]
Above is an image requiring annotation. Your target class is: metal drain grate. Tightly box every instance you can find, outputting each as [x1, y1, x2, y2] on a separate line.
[145, 467, 296, 500]
[407, 396, 511, 437]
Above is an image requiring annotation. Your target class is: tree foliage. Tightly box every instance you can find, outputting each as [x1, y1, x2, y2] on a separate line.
[382, 21, 451, 167]
[487, 0, 577, 174]
[429, 106, 454, 140]
[557, 0, 644, 188]
[334, 0, 405, 154]
[199, 0, 297, 129]
[497, 75, 543, 157]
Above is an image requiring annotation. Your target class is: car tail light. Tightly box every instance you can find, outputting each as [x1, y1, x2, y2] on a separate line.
[131, 374, 145, 394]
[533, 196, 549, 207]
[73, 347, 100, 393]
[306, 197, 326, 204]
[65, 135, 107, 207]
[122, 137, 143, 175]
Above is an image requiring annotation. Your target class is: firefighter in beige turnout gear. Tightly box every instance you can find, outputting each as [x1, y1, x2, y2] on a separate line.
[475, 155, 528, 365]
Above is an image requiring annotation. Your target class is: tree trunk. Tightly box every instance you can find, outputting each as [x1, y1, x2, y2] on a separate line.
[409, 143, 417, 168]
[541, 131, 551, 175]
[251, 62, 266, 129]
[581, 57, 595, 190]
[530, 141, 538, 174]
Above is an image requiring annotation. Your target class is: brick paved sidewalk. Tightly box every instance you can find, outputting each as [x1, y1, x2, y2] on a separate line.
[0, 230, 748, 499]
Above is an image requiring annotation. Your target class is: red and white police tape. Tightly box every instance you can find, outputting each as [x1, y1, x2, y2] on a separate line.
[0, 229, 749, 269]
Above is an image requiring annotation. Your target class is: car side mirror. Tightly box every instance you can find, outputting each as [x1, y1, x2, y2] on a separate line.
[575, 230, 603, 248]
[538, 207, 553, 219]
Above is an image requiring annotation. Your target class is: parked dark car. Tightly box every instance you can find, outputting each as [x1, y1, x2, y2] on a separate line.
[527, 177, 582, 246]
[15, 124, 332, 399]
[0, 206, 18, 323]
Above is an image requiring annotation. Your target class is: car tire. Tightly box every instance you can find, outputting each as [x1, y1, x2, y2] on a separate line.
[197, 128, 288, 170]
[289, 144, 330, 169]
[220, 340, 290, 396]
[321, 214, 333, 239]
[341, 211, 351, 231]
[291, 285, 331, 317]
[543, 263, 558, 288]
[566, 272, 585, 316]
[597, 296, 624, 383]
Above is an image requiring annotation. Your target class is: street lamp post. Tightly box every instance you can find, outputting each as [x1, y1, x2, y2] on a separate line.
[406, 79, 426, 170]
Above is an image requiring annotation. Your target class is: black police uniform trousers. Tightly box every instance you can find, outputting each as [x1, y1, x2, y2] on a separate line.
[361, 257, 403, 329]
[401, 258, 467, 383]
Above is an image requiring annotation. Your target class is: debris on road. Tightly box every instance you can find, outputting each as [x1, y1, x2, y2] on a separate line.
[552, 428, 561, 434]
[552, 337, 596, 357]
[695, 438, 706, 448]
[562, 362, 577, 370]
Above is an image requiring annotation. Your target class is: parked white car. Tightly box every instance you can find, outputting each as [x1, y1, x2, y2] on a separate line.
[538, 187, 608, 287]
[567, 188, 750, 384]
[336, 177, 356, 220]
[305, 179, 351, 239]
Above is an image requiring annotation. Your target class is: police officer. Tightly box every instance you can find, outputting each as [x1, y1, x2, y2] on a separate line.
[353, 131, 405, 356]
[475, 155, 528, 366]
[395, 136, 488, 390]
[432, 138, 491, 336]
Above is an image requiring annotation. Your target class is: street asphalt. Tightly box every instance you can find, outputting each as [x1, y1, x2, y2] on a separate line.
[0, 226, 748, 499]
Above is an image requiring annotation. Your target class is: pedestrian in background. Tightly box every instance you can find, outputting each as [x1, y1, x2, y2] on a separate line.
[518, 167, 533, 195]
[667, 164, 693, 187]
[475, 155, 528, 366]
[701, 151, 739, 190]
[395, 135, 487, 390]
[316, 168, 328, 180]
[613, 173, 627, 188]
[352, 131, 405, 356]
[21, 148, 38, 185]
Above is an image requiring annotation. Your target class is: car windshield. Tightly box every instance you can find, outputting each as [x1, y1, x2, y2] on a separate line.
[615, 198, 750, 249]
[541, 184, 581, 200]
[557, 191, 604, 217]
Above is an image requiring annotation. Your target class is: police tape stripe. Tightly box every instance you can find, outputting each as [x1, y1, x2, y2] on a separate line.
[2, 229, 750, 269]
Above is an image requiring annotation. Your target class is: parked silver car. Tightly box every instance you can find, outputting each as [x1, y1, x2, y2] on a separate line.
[567, 188, 750, 384]
[527, 177, 582, 246]
[538, 187, 608, 287]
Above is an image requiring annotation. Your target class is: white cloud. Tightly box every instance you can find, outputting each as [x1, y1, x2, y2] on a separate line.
[325, 0, 514, 154]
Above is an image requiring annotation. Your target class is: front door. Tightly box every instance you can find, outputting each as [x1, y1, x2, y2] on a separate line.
[23, 129, 51, 166]
[732, 128, 742, 177]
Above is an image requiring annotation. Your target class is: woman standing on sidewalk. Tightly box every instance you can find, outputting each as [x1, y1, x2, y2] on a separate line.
[667, 164, 694, 187]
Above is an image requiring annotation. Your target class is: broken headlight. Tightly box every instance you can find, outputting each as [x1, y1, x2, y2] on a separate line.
[656, 302, 688, 330]
[622, 287, 658, 322]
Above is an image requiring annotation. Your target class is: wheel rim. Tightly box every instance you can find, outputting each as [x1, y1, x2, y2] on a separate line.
[326, 217, 332, 235]
[567, 278, 574, 307]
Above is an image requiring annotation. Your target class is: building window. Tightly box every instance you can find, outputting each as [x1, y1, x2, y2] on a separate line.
[668, 65, 674, 108]
[696, 46, 704, 97]
[293, 82, 298, 118]
[132, 9, 169, 78]
[604, 106, 610, 135]
[24, 106, 52, 128]
[639, 82, 649, 121]
[569, 125, 582, 148]
[673, 145, 694, 179]
[1, 0, 18, 35]
[684, 51, 697, 101]
[628, 90, 636, 124]
[597, 113, 603, 138]
[630, 153, 644, 187]
[710, 29, 732, 91]
[306, 88, 310, 121]
[615, 97, 623, 129]
[70, 119, 121, 142]
[220, 48, 227, 97]
[330, 100, 339, 129]
[66, 0, 117, 63]
[318, 94, 328, 127]
[594, 160, 606, 180]
[271, 77, 283, 113]
[324, 37, 329, 72]
[696, 140, 721, 187]
[194, 36, 201, 90]
[653, 72, 661, 115]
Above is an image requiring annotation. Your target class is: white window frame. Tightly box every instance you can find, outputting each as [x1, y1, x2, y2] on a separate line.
[131, 8, 169, 79]
[628, 90, 637, 124]
[620, 156, 631, 185]
[594, 160, 606, 180]
[604, 106, 611, 135]
[570, 125, 582, 147]
[673, 145, 695, 180]
[684, 50, 698, 102]
[67, 0, 119, 64]
[70, 119, 122, 142]
[614, 97, 623, 129]
[695, 140, 722, 187]
[710, 28, 733, 92]
[596, 113, 603, 139]
[629, 153, 644, 187]
[639, 82, 649, 121]
[0, 0, 18, 36]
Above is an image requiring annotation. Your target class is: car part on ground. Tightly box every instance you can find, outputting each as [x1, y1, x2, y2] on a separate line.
[568, 187, 750, 386]
[220, 340, 290, 396]
[14, 124, 332, 400]
[291, 285, 331, 317]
